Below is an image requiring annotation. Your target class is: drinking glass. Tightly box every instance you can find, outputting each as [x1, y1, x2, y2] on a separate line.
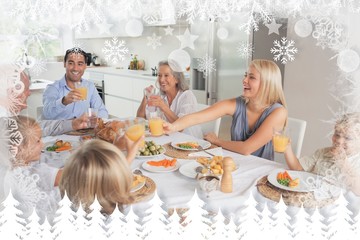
[124, 117, 146, 149]
[148, 111, 163, 137]
[75, 82, 87, 100]
[86, 108, 98, 128]
[144, 86, 158, 113]
[273, 127, 290, 153]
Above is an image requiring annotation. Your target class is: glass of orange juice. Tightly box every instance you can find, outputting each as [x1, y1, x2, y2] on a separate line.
[75, 81, 87, 100]
[148, 112, 163, 137]
[124, 117, 145, 149]
[273, 127, 290, 153]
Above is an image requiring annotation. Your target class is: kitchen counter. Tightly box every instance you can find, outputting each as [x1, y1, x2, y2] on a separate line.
[85, 67, 157, 80]
[29, 79, 53, 90]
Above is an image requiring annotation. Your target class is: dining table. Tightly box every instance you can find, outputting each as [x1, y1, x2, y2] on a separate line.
[41, 130, 355, 221]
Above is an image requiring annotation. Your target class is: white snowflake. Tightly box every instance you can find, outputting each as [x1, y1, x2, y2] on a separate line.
[238, 1, 272, 35]
[143, 7, 162, 25]
[197, 54, 216, 77]
[147, 33, 162, 50]
[102, 37, 129, 66]
[72, 41, 87, 52]
[236, 42, 254, 59]
[29, 58, 47, 77]
[62, 0, 106, 33]
[270, 37, 298, 64]
[176, 0, 237, 24]
[311, 16, 346, 51]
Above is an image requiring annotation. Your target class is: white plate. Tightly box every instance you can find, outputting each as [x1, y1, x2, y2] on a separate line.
[179, 161, 239, 179]
[142, 160, 180, 173]
[179, 162, 203, 178]
[267, 169, 321, 193]
[171, 140, 211, 151]
[43, 140, 79, 153]
[130, 177, 145, 193]
[136, 148, 166, 159]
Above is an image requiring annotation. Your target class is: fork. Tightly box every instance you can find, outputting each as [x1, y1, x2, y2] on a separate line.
[197, 144, 215, 157]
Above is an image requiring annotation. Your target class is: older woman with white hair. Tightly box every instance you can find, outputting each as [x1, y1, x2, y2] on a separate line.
[137, 60, 202, 138]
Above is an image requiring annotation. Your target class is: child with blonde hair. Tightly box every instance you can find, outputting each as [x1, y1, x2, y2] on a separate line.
[284, 112, 360, 195]
[1, 115, 62, 222]
[59, 139, 136, 215]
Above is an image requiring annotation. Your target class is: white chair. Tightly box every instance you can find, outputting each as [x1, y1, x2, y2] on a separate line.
[36, 106, 43, 121]
[275, 117, 307, 164]
[196, 103, 222, 137]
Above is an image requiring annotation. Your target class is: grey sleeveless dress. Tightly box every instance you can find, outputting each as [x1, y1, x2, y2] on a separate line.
[230, 97, 283, 160]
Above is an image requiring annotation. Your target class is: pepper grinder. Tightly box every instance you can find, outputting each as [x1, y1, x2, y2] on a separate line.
[220, 157, 234, 193]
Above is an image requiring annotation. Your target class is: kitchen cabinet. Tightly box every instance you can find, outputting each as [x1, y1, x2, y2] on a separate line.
[105, 95, 134, 118]
[85, 68, 156, 118]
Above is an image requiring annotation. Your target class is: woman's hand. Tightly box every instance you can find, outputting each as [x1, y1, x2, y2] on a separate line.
[204, 132, 220, 145]
[163, 121, 176, 135]
[148, 95, 166, 110]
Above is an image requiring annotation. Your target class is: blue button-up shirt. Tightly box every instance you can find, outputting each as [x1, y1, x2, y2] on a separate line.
[42, 75, 108, 120]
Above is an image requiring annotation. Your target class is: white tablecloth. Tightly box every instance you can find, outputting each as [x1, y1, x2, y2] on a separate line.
[41, 132, 285, 216]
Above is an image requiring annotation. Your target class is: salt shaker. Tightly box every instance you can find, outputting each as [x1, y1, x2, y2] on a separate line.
[220, 157, 234, 193]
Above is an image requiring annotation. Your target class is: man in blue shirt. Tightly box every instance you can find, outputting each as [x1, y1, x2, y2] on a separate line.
[42, 48, 108, 120]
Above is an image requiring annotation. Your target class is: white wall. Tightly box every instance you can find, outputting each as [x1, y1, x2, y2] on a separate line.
[284, 14, 360, 156]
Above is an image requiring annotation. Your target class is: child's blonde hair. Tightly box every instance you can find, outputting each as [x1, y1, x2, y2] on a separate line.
[12, 115, 40, 166]
[59, 139, 134, 214]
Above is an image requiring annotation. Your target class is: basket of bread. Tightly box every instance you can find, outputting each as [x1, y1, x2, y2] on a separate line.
[95, 119, 126, 149]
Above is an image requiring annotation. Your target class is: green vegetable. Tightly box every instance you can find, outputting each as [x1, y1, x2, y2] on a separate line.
[46, 145, 59, 151]
[138, 141, 164, 156]
[178, 144, 193, 149]
[277, 179, 290, 187]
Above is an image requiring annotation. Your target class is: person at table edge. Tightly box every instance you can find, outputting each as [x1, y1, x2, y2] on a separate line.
[163, 59, 288, 160]
[0, 63, 88, 136]
[42, 47, 108, 120]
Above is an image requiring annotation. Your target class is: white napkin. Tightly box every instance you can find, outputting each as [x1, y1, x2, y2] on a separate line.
[188, 147, 223, 157]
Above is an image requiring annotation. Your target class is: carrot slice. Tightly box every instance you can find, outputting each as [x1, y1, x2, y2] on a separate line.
[147, 159, 177, 168]
[283, 171, 293, 180]
[56, 146, 72, 151]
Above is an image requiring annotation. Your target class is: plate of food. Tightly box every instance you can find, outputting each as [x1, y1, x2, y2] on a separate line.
[44, 140, 78, 153]
[171, 140, 211, 151]
[267, 169, 321, 193]
[136, 141, 166, 159]
[131, 174, 146, 193]
[179, 157, 238, 178]
[142, 158, 180, 173]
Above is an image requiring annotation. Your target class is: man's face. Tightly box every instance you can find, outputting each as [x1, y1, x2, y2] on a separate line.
[64, 53, 87, 83]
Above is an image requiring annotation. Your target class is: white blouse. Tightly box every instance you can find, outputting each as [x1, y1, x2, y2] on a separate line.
[160, 90, 203, 139]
